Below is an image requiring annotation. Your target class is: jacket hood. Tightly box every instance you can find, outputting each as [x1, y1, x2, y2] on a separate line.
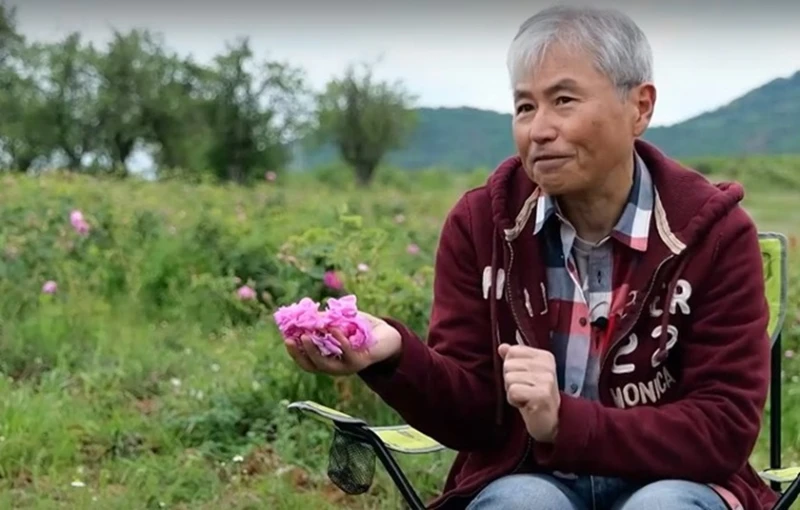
[486, 139, 745, 252]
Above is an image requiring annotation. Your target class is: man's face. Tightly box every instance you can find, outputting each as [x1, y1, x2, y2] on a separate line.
[511, 42, 655, 196]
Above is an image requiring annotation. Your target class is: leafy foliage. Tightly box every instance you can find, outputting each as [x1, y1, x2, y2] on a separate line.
[311, 61, 418, 185]
[0, 23, 309, 182]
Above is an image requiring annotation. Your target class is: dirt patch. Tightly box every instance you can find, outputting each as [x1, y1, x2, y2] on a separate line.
[133, 398, 160, 415]
[240, 445, 282, 476]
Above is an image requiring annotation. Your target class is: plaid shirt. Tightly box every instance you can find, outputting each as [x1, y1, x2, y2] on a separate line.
[533, 152, 654, 401]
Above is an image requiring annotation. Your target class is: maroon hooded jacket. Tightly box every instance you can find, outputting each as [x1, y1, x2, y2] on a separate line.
[358, 140, 776, 510]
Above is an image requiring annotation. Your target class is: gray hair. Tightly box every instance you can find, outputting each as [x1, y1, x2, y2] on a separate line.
[507, 6, 653, 96]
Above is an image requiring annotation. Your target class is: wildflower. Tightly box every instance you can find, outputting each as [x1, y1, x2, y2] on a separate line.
[407, 243, 420, 255]
[786, 350, 795, 359]
[69, 210, 90, 236]
[70, 210, 83, 225]
[357, 263, 369, 273]
[323, 270, 343, 290]
[265, 171, 277, 182]
[237, 285, 256, 300]
[42, 280, 57, 294]
[70, 480, 85, 488]
[394, 214, 406, 224]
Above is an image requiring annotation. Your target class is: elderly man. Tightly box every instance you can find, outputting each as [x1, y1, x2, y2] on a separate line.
[285, 5, 777, 510]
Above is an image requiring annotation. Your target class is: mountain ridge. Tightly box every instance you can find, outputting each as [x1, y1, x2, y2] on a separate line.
[294, 70, 800, 170]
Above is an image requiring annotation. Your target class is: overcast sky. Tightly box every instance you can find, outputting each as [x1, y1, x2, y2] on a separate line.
[8, 0, 800, 127]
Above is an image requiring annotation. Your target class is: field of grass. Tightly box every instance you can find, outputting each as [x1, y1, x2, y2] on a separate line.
[0, 160, 798, 509]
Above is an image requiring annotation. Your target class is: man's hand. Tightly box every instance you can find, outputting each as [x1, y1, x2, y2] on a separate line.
[285, 312, 402, 376]
[499, 343, 561, 443]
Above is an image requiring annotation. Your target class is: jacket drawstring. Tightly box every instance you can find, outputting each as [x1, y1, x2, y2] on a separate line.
[489, 229, 505, 425]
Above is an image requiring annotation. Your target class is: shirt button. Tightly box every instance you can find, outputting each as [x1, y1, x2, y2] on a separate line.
[579, 317, 588, 327]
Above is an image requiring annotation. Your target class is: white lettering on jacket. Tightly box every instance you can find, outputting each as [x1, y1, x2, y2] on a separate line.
[481, 266, 505, 301]
[610, 366, 677, 409]
[609, 279, 692, 408]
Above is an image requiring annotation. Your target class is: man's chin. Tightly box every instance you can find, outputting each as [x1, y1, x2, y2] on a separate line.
[536, 180, 570, 196]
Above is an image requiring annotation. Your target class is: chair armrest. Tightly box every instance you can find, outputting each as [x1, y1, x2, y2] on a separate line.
[760, 467, 800, 510]
[287, 400, 430, 510]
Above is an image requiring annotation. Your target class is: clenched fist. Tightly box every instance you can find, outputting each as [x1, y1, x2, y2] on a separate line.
[499, 343, 561, 443]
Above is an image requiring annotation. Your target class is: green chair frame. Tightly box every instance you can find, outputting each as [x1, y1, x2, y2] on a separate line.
[289, 232, 796, 510]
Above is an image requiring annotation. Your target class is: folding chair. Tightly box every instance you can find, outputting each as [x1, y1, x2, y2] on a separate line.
[288, 232, 797, 510]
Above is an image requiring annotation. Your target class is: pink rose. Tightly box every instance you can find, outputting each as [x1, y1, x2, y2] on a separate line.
[272, 294, 375, 356]
[323, 270, 343, 290]
[70, 210, 90, 236]
[237, 285, 256, 300]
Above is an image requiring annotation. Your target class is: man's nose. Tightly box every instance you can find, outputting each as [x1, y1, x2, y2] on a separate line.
[528, 110, 558, 145]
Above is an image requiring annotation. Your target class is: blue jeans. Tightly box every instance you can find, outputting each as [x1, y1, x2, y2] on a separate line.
[466, 473, 729, 510]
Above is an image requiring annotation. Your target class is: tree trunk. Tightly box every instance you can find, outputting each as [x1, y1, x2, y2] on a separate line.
[15, 157, 32, 173]
[355, 162, 374, 186]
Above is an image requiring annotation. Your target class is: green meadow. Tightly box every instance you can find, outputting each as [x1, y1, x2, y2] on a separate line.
[1, 159, 798, 509]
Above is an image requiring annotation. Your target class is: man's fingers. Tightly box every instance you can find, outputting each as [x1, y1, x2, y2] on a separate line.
[504, 371, 536, 394]
[332, 330, 358, 358]
[301, 336, 332, 365]
[507, 382, 552, 409]
[502, 358, 555, 377]
[503, 344, 538, 358]
[507, 382, 536, 408]
[504, 344, 554, 362]
[285, 340, 316, 372]
[503, 370, 536, 387]
[504, 366, 557, 388]
[301, 336, 350, 375]
[498, 343, 511, 359]
[502, 358, 536, 374]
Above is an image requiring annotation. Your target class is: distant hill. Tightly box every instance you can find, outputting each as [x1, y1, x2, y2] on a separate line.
[645, 71, 800, 156]
[293, 70, 800, 171]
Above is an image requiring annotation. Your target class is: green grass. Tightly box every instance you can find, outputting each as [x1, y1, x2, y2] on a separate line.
[0, 163, 797, 508]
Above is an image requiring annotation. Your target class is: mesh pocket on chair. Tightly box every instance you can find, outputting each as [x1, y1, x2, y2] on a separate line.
[327, 428, 376, 495]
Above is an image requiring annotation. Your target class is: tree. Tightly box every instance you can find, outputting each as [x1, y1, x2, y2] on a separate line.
[0, 55, 51, 172]
[202, 38, 310, 184]
[313, 61, 417, 186]
[94, 29, 161, 172]
[0, 5, 51, 172]
[0, 24, 313, 179]
[37, 33, 101, 171]
[0, 3, 21, 70]
[143, 55, 215, 175]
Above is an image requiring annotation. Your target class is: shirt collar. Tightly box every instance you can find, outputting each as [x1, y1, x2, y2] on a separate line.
[532, 151, 654, 252]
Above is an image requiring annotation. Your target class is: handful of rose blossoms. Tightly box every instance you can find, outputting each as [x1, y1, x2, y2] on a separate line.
[272, 295, 375, 357]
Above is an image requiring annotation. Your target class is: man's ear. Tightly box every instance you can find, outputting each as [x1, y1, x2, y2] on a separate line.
[630, 82, 656, 137]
